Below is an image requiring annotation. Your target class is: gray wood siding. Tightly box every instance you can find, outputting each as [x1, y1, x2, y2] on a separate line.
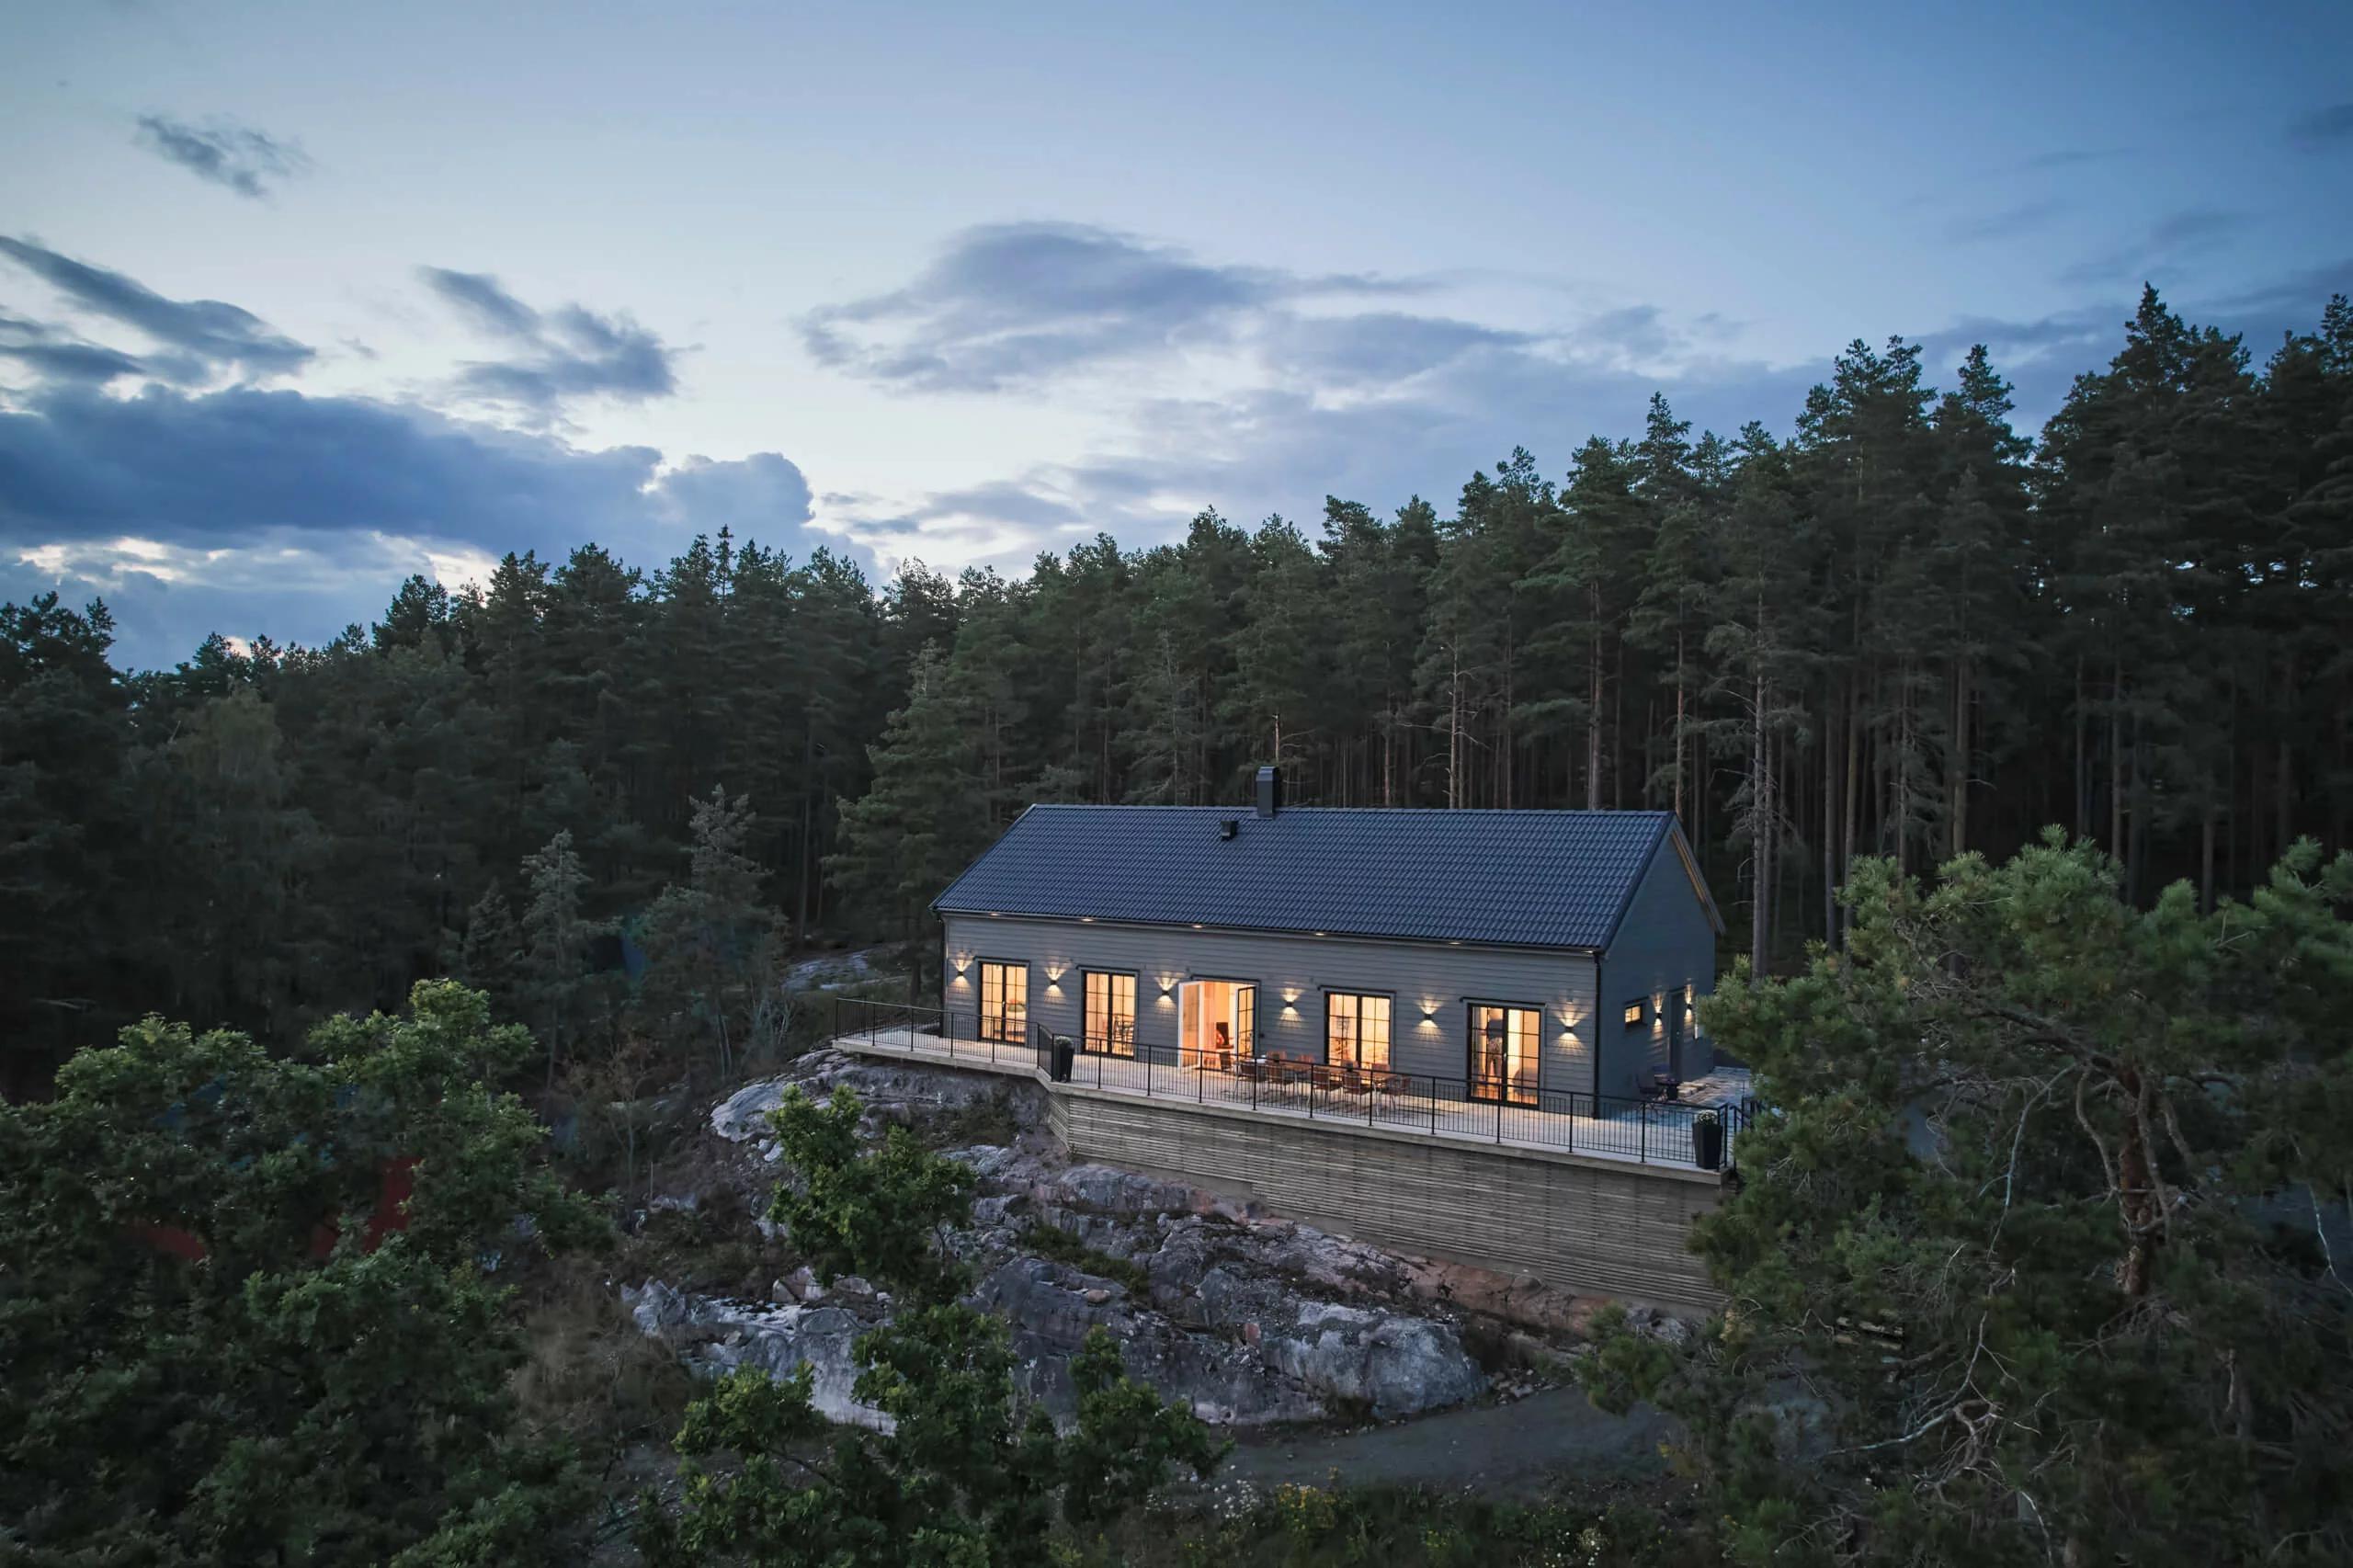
[944, 914, 1602, 1097]
[1051, 1089, 1723, 1312]
[1595, 843, 1719, 1096]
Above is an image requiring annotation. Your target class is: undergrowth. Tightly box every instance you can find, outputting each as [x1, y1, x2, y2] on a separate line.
[1023, 1218, 1154, 1295]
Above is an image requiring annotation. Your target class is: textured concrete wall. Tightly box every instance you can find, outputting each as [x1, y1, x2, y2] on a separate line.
[1047, 1085, 1724, 1314]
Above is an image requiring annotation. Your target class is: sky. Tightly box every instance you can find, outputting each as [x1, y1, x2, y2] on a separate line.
[2, 0, 2348, 669]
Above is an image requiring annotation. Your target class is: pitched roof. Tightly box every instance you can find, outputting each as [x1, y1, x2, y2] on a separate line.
[933, 805, 1698, 952]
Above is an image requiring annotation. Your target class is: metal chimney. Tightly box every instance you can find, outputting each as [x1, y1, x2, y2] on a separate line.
[1255, 765, 1282, 819]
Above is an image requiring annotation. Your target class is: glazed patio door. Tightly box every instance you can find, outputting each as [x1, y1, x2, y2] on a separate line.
[1179, 980, 1256, 1068]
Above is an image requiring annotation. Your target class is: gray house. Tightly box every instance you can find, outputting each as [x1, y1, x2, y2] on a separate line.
[931, 767, 1722, 1106]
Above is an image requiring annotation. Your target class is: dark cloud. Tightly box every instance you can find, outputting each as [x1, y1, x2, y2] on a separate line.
[419, 266, 678, 414]
[0, 383, 830, 557]
[0, 236, 313, 379]
[0, 311, 151, 385]
[2287, 102, 2353, 151]
[801, 221, 1422, 392]
[0, 381, 859, 666]
[133, 114, 310, 199]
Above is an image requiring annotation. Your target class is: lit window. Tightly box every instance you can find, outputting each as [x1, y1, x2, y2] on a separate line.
[1325, 992, 1392, 1071]
[1622, 1001, 1644, 1028]
[1470, 1004, 1540, 1106]
[1084, 971, 1137, 1057]
[978, 960, 1028, 1043]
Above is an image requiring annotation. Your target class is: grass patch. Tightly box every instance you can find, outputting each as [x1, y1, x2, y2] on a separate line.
[512, 1262, 696, 1459]
[1022, 1219, 1153, 1295]
[916, 1085, 1028, 1151]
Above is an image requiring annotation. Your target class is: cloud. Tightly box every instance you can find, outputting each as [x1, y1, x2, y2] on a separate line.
[2287, 102, 2353, 151]
[801, 221, 1422, 392]
[1945, 199, 2066, 244]
[133, 114, 310, 199]
[2056, 208, 2242, 288]
[419, 266, 678, 415]
[1260, 312, 1533, 387]
[0, 381, 859, 666]
[418, 267, 541, 338]
[0, 311, 152, 386]
[0, 236, 312, 379]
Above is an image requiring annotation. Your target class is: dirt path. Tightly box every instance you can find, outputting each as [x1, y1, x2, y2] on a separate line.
[1214, 1386, 1674, 1497]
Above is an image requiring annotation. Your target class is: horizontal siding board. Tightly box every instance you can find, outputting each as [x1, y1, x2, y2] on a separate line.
[945, 915, 1601, 1096]
[1597, 846, 1721, 1096]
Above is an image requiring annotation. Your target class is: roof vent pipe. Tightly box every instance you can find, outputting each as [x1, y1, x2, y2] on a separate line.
[1255, 765, 1281, 819]
[1219, 818, 1239, 840]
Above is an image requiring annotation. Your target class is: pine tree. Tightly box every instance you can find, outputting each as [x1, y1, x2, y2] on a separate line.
[519, 828, 601, 1085]
[828, 648, 987, 999]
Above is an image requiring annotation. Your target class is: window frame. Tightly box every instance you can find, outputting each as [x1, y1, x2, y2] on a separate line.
[1466, 999, 1543, 1107]
[976, 958, 1029, 1044]
[1082, 968, 1139, 1057]
[1322, 988, 1393, 1073]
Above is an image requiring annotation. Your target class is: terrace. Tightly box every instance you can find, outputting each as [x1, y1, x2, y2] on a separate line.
[833, 997, 1754, 1176]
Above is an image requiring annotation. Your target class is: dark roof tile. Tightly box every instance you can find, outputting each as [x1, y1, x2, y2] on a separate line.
[933, 806, 1677, 951]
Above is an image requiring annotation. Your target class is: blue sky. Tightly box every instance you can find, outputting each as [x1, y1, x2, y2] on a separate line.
[2, 0, 2347, 668]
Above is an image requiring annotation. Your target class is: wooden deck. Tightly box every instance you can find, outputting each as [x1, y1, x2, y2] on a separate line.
[832, 1024, 1733, 1178]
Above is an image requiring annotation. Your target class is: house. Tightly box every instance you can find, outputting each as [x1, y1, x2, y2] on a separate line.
[931, 767, 1723, 1107]
[837, 767, 1741, 1311]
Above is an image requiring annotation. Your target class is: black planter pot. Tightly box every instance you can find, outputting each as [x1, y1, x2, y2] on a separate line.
[1692, 1113, 1723, 1171]
[1051, 1035, 1075, 1083]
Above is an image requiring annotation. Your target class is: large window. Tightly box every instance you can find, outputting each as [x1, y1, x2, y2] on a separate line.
[978, 960, 1028, 1043]
[1084, 971, 1137, 1056]
[1324, 992, 1392, 1071]
[1469, 1003, 1540, 1106]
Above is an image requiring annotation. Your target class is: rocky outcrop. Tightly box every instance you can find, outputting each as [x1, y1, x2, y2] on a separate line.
[621, 1279, 894, 1431]
[635, 1048, 1639, 1431]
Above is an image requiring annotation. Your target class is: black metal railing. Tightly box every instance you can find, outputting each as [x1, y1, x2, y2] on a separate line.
[831, 995, 1746, 1174]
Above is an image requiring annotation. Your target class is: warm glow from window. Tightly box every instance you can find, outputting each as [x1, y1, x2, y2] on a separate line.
[979, 960, 1028, 1043]
[1623, 1001, 1644, 1027]
[1471, 1004, 1540, 1106]
[1084, 971, 1137, 1057]
[1325, 992, 1392, 1070]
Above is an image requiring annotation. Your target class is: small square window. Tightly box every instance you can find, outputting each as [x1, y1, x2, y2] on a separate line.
[1622, 1001, 1644, 1028]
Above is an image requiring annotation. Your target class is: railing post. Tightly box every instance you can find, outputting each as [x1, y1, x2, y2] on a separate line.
[1641, 1100, 1650, 1164]
[1495, 1094, 1502, 1144]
